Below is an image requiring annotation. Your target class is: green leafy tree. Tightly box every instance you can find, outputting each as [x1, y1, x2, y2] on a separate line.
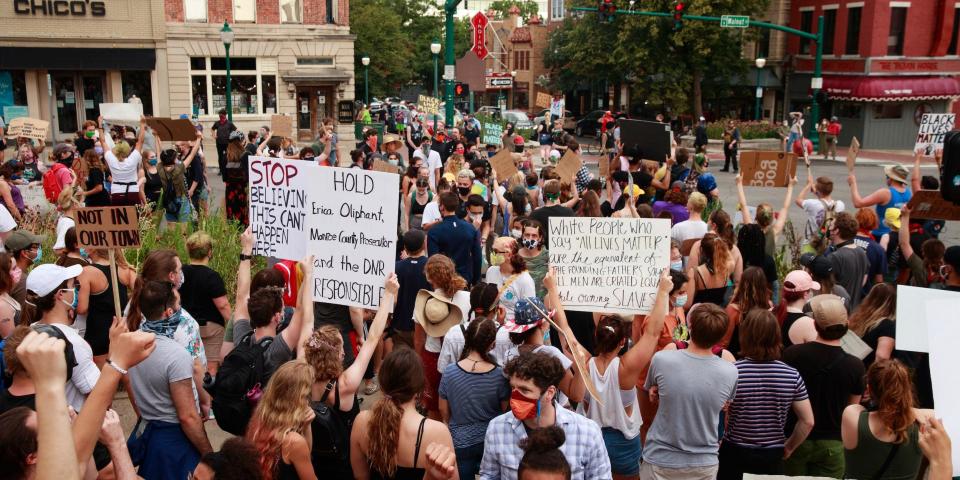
[488, 0, 540, 21]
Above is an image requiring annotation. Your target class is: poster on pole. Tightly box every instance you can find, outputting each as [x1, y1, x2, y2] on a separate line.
[740, 151, 797, 188]
[306, 169, 399, 309]
[915, 113, 955, 156]
[5, 117, 49, 141]
[926, 302, 960, 477]
[75, 206, 141, 248]
[482, 122, 503, 146]
[249, 156, 313, 260]
[548, 217, 671, 314]
[555, 150, 582, 183]
[418, 95, 441, 116]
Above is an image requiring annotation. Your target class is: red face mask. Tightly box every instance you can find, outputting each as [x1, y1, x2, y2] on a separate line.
[510, 389, 540, 421]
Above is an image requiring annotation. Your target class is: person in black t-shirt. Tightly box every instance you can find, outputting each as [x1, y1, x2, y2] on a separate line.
[210, 109, 236, 177]
[392, 230, 430, 351]
[80, 150, 111, 207]
[179, 141, 208, 216]
[463, 117, 481, 147]
[528, 180, 575, 248]
[180, 232, 230, 376]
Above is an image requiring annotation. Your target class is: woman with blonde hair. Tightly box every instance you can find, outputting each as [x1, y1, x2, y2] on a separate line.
[98, 115, 145, 205]
[848, 283, 897, 368]
[247, 360, 319, 480]
[53, 186, 84, 255]
[350, 348, 458, 480]
[444, 154, 465, 177]
[686, 233, 733, 310]
[842, 359, 933, 480]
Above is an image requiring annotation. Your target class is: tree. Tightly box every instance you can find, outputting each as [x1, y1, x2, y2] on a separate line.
[488, 0, 540, 21]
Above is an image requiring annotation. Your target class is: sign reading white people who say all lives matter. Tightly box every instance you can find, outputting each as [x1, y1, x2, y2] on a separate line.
[249, 157, 399, 309]
[549, 217, 671, 315]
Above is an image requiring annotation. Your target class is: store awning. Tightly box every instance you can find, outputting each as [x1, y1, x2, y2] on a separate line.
[281, 70, 352, 84]
[823, 76, 960, 102]
[0, 47, 155, 70]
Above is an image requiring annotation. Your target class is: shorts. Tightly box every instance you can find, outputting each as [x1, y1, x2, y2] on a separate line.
[111, 191, 142, 206]
[199, 322, 225, 363]
[164, 196, 193, 223]
[640, 462, 718, 480]
[420, 349, 441, 411]
[191, 185, 209, 204]
[603, 427, 642, 476]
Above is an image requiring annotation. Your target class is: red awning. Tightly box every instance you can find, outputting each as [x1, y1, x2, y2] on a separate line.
[823, 76, 960, 102]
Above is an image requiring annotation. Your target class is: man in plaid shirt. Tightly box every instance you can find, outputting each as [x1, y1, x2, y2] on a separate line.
[479, 351, 612, 480]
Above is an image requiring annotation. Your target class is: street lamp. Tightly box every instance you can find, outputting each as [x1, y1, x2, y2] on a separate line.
[220, 22, 235, 122]
[361, 55, 370, 106]
[754, 57, 766, 121]
[430, 39, 441, 134]
[510, 70, 516, 109]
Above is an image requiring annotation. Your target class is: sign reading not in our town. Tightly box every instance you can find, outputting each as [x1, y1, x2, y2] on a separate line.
[75, 206, 141, 248]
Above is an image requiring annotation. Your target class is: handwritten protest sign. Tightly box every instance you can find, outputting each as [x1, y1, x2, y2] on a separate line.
[271, 114, 293, 139]
[740, 151, 797, 187]
[145, 118, 197, 141]
[372, 158, 400, 174]
[915, 113, 955, 156]
[926, 302, 960, 477]
[248, 156, 312, 260]
[306, 169, 399, 308]
[482, 122, 503, 146]
[489, 148, 517, 179]
[5, 117, 49, 141]
[100, 103, 143, 127]
[907, 189, 960, 221]
[75, 206, 141, 248]
[555, 150, 582, 182]
[846, 137, 860, 172]
[548, 217, 670, 314]
[536, 92, 552, 109]
[418, 95, 441, 116]
[895, 285, 960, 352]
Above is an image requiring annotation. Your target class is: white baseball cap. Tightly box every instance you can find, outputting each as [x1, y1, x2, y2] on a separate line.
[26, 264, 83, 297]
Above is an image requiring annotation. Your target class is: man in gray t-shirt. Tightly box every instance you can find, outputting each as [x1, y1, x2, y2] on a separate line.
[642, 304, 738, 480]
[827, 212, 870, 308]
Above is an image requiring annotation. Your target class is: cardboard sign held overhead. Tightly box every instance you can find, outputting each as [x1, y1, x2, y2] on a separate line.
[555, 150, 582, 183]
[599, 155, 611, 179]
[100, 103, 144, 127]
[619, 119, 671, 162]
[536, 92, 552, 109]
[740, 151, 797, 188]
[145, 118, 197, 141]
[915, 113, 955, 156]
[418, 95, 441, 116]
[482, 122, 503, 146]
[271, 114, 294, 139]
[5, 117, 49, 141]
[846, 137, 860, 172]
[75, 206, 141, 248]
[489, 148, 518, 180]
[907, 190, 960, 221]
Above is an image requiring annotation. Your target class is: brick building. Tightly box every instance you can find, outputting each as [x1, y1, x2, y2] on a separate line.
[782, 0, 960, 149]
[0, 0, 355, 145]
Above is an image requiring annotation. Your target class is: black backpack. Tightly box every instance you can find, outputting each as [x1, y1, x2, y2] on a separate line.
[310, 380, 354, 479]
[941, 130, 960, 204]
[206, 331, 274, 435]
[159, 168, 181, 215]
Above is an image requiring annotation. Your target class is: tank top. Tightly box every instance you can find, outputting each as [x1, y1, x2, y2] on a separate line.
[409, 191, 431, 216]
[1, 294, 21, 326]
[781, 311, 807, 349]
[872, 186, 912, 237]
[144, 169, 162, 203]
[370, 416, 427, 480]
[692, 268, 727, 307]
[577, 357, 641, 439]
[844, 411, 922, 480]
[85, 263, 128, 352]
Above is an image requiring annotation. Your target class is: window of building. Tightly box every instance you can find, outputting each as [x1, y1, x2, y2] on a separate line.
[836, 103, 861, 118]
[822, 8, 837, 55]
[184, 0, 207, 21]
[190, 57, 207, 70]
[873, 103, 902, 119]
[0, 70, 29, 121]
[234, 0, 256, 22]
[325, 0, 337, 23]
[280, 0, 302, 23]
[888, 6, 907, 55]
[845, 7, 862, 55]
[297, 57, 334, 66]
[190, 57, 278, 116]
[948, 7, 960, 55]
[513, 50, 530, 71]
[799, 10, 814, 54]
[757, 29, 771, 59]
[552, 0, 564, 19]
[121, 71, 154, 116]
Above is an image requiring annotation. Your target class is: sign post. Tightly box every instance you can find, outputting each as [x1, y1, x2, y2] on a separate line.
[75, 206, 141, 319]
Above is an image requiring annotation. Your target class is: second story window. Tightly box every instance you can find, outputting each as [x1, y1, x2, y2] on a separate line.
[184, 0, 207, 21]
[235, 0, 256, 22]
[280, 0, 302, 23]
[887, 6, 907, 56]
[846, 6, 862, 55]
[799, 10, 813, 55]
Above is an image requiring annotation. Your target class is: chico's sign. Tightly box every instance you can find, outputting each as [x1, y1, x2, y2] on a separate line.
[13, 0, 106, 16]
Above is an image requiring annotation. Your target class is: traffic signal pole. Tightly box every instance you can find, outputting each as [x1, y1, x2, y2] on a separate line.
[444, 0, 462, 130]
[571, 7, 824, 145]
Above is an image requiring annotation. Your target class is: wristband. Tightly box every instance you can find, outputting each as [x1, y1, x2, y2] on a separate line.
[239, 253, 253, 261]
[106, 360, 128, 376]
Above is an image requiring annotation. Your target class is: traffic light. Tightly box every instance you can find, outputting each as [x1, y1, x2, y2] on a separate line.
[454, 82, 465, 97]
[673, 1, 685, 30]
[598, 0, 616, 23]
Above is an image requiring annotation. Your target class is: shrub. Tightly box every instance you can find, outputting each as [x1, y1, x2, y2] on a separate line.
[706, 120, 781, 140]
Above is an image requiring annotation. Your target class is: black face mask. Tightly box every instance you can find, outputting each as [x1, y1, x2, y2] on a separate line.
[458, 186, 471, 196]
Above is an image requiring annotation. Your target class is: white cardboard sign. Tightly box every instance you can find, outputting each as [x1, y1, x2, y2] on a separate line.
[249, 156, 312, 260]
[894, 285, 960, 352]
[926, 300, 960, 477]
[100, 103, 144, 127]
[548, 217, 670, 314]
[914, 113, 955, 156]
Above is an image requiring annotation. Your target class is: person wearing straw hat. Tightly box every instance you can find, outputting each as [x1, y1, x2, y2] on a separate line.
[848, 163, 911, 239]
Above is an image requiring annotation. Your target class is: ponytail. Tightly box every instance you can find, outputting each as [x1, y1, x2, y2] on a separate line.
[365, 349, 425, 477]
[868, 360, 916, 444]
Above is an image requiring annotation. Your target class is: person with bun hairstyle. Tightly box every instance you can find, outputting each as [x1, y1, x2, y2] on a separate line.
[685, 209, 744, 297]
[349, 347, 458, 479]
[518, 426, 572, 480]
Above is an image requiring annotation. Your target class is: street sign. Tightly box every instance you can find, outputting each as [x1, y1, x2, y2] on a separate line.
[485, 74, 513, 90]
[720, 15, 750, 28]
[471, 12, 489, 60]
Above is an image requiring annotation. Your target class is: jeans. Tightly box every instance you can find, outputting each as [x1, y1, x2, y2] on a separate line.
[216, 142, 228, 176]
[723, 146, 738, 171]
[455, 443, 485, 480]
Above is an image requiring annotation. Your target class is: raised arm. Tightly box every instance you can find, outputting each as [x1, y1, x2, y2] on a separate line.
[621, 270, 672, 379]
[912, 149, 924, 193]
[180, 130, 204, 169]
[773, 176, 797, 235]
[257, 132, 273, 156]
[848, 173, 891, 208]
[899, 205, 916, 261]
[795, 170, 814, 208]
[284, 255, 315, 353]
[134, 117, 147, 153]
[339, 274, 398, 396]
[735, 173, 752, 224]
[234, 227, 253, 320]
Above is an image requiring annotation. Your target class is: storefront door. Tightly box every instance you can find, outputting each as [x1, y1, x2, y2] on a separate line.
[52, 72, 105, 138]
[296, 87, 334, 141]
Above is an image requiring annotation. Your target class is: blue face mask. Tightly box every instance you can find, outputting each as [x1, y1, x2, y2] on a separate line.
[148, 158, 158, 166]
[94, 145, 104, 156]
[60, 287, 79, 310]
[33, 246, 42, 265]
[542, 326, 550, 344]
[79, 248, 89, 260]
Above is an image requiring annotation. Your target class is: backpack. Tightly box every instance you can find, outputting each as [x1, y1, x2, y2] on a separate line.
[310, 381, 354, 478]
[812, 199, 839, 253]
[43, 163, 66, 203]
[159, 169, 180, 215]
[207, 331, 274, 435]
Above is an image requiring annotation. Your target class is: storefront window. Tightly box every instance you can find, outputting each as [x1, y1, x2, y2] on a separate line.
[873, 103, 902, 119]
[192, 76, 209, 116]
[0, 70, 29, 122]
[263, 76, 277, 114]
[212, 75, 258, 115]
[836, 103, 861, 119]
[121, 71, 154, 116]
[190, 57, 277, 115]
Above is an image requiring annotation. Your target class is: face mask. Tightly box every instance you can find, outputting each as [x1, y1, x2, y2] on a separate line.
[671, 261, 683, 271]
[521, 238, 539, 249]
[489, 252, 505, 266]
[60, 287, 79, 311]
[510, 389, 540, 421]
[147, 157, 158, 166]
[388, 158, 400, 166]
[469, 213, 483, 223]
[84, 130, 95, 138]
[457, 186, 471, 196]
[79, 248, 89, 260]
[94, 145, 104, 156]
[510, 229, 522, 239]
[10, 266, 22, 285]
[674, 294, 688, 308]
[32, 246, 42, 265]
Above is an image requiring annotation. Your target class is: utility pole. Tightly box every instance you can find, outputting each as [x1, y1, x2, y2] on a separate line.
[444, 0, 463, 129]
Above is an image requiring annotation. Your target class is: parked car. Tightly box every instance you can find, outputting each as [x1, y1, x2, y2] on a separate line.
[475, 106, 502, 118]
[533, 109, 576, 131]
[574, 110, 606, 138]
[503, 110, 533, 129]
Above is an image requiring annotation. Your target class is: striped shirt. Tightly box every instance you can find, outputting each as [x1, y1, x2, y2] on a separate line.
[724, 359, 808, 448]
[438, 362, 510, 448]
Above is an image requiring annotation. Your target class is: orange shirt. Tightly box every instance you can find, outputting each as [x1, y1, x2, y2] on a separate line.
[634, 307, 687, 387]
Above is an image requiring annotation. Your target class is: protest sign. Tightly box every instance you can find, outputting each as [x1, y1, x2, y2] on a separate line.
[99, 103, 143, 127]
[926, 302, 960, 477]
[906, 189, 960, 221]
[550, 98, 565, 118]
[271, 114, 293, 138]
[536, 92, 552, 109]
[555, 150, 582, 182]
[306, 169, 399, 309]
[548, 217, 671, 314]
[75, 205, 141, 319]
[5, 117, 49, 141]
[915, 113, 955, 156]
[372, 158, 400, 174]
[482, 122, 503, 146]
[489, 148, 517, 179]
[845, 137, 860, 172]
[248, 156, 313, 260]
[599, 155, 610, 179]
[895, 285, 960, 352]
[619, 119, 671, 162]
[145, 118, 197, 141]
[739, 151, 797, 188]
[418, 95, 441, 116]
